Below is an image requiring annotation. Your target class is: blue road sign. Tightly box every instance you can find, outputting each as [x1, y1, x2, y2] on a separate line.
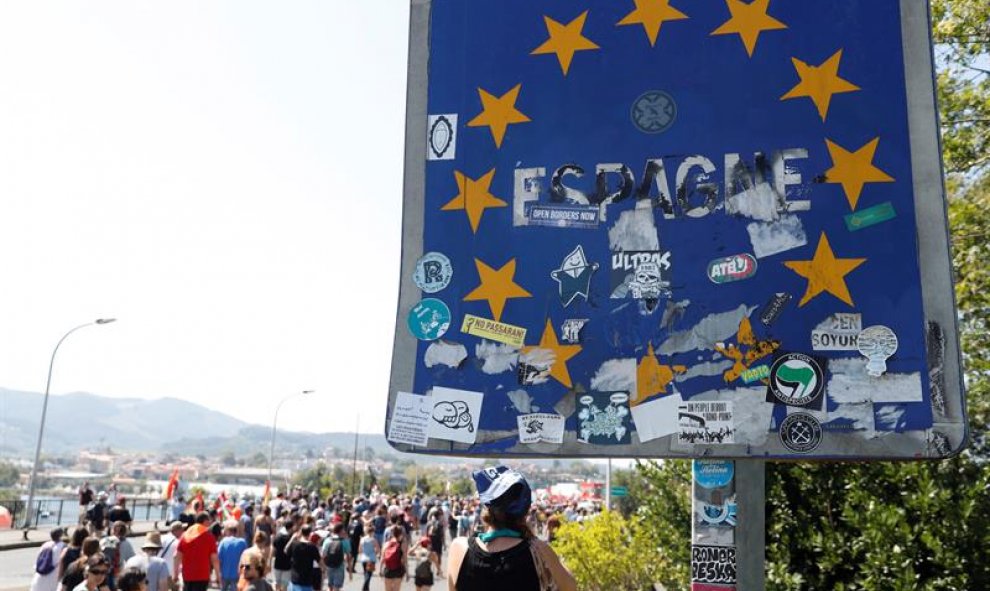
[388, 0, 966, 459]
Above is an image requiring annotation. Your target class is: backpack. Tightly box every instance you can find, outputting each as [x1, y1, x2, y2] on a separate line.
[382, 540, 402, 571]
[415, 558, 432, 579]
[99, 536, 120, 571]
[322, 537, 344, 569]
[429, 522, 444, 544]
[35, 545, 56, 575]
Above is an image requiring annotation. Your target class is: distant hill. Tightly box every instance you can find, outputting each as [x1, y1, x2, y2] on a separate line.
[0, 388, 402, 461]
[0, 389, 594, 472]
[168, 425, 397, 459]
[0, 388, 248, 455]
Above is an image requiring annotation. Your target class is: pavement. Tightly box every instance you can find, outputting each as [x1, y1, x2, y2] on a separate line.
[0, 520, 162, 551]
[1, 524, 445, 591]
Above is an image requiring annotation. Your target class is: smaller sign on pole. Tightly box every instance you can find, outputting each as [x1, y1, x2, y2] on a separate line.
[610, 486, 628, 497]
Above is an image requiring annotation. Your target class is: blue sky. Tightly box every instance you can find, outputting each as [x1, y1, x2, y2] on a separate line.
[0, 1, 409, 433]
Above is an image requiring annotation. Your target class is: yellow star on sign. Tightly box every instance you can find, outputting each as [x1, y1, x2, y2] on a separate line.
[463, 258, 532, 322]
[441, 169, 507, 233]
[617, 0, 688, 47]
[784, 233, 867, 307]
[824, 137, 895, 210]
[634, 343, 686, 406]
[780, 49, 860, 121]
[467, 84, 531, 149]
[710, 0, 787, 57]
[531, 11, 600, 76]
[522, 319, 581, 389]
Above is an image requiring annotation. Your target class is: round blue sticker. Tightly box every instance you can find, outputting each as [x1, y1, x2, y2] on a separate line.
[693, 460, 734, 489]
[407, 299, 451, 341]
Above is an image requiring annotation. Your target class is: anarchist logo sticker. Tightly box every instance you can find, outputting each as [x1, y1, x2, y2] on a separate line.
[779, 412, 824, 454]
[766, 352, 825, 408]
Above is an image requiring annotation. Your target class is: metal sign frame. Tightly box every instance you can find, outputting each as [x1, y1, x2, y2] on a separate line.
[388, 0, 966, 460]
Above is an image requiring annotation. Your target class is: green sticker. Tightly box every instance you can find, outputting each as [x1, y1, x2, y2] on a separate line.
[740, 364, 770, 383]
[844, 202, 896, 231]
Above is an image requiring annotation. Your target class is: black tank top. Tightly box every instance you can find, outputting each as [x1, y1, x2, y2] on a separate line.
[456, 537, 540, 591]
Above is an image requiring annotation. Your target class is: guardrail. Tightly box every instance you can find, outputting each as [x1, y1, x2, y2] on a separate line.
[0, 497, 168, 529]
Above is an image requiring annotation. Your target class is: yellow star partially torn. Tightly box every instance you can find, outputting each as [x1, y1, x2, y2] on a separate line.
[531, 11, 600, 76]
[617, 0, 688, 47]
[784, 233, 867, 307]
[710, 0, 787, 57]
[633, 343, 686, 406]
[780, 49, 860, 121]
[441, 169, 506, 233]
[521, 319, 581, 389]
[715, 317, 780, 383]
[463, 258, 532, 322]
[467, 84, 531, 148]
[824, 137, 895, 210]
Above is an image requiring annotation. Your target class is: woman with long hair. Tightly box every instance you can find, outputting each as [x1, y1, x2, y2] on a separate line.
[447, 466, 576, 591]
[356, 524, 379, 591]
[379, 525, 407, 591]
[61, 537, 101, 591]
[58, 528, 88, 581]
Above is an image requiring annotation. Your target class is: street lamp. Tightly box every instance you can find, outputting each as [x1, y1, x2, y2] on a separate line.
[22, 318, 117, 533]
[268, 390, 315, 483]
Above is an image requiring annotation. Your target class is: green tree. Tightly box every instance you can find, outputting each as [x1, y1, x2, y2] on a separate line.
[0, 461, 19, 487]
[552, 511, 676, 591]
[220, 451, 237, 467]
[292, 462, 348, 498]
[931, 0, 990, 173]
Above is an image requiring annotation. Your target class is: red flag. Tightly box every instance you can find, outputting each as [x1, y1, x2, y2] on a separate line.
[195, 491, 205, 512]
[164, 468, 179, 500]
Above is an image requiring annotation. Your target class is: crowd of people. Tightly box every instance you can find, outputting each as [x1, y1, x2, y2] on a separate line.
[31, 467, 585, 591]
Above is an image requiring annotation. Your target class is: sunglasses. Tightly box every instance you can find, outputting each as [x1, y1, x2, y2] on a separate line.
[239, 564, 254, 571]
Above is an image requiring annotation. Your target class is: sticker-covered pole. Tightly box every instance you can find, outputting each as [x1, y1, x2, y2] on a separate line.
[691, 459, 764, 591]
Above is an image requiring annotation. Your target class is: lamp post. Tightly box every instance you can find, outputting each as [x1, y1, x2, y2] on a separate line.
[268, 390, 315, 484]
[22, 318, 116, 532]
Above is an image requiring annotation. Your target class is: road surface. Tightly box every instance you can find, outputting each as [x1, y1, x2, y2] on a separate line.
[1, 546, 444, 591]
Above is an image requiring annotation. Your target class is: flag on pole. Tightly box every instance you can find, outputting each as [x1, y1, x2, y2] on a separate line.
[262, 481, 271, 506]
[163, 468, 179, 501]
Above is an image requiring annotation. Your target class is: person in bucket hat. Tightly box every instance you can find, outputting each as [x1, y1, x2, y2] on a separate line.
[445, 466, 576, 591]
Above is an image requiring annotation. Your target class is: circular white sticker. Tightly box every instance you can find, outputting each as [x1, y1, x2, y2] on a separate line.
[413, 252, 453, 294]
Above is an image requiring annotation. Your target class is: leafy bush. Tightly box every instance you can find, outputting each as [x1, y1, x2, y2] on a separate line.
[552, 509, 678, 590]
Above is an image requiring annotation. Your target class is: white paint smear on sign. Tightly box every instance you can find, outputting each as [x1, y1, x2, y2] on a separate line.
[516, 413, 565, 444]
[746, 214, 807, 258]
[475, 341, 519, 374]
[424, 340, 468, 368]
[608, 208, 660, 251]
[631, 394, 682, 443]
[387, 392, 431, 447]
[428, 387, 484, 444]
[590, 358, 636, 392]
[827, 357, 923, 403]
[660, 304, 755, 355]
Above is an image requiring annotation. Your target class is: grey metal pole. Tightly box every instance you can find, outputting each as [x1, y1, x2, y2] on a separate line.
[605, 458, 612, 511]
[268, 390, 314, 484]
[351, 415, 359, 495]
[22, 319, 115, 535]
[735, 460, 766, 590]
